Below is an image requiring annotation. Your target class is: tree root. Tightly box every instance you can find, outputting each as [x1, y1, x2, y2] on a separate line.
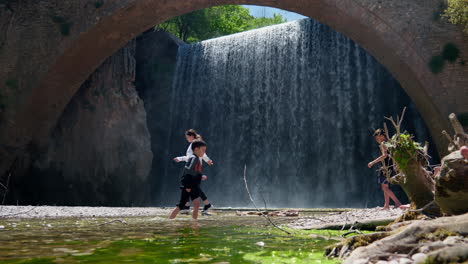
[325, 232, 390, 259]
[341, 213, 468, 264]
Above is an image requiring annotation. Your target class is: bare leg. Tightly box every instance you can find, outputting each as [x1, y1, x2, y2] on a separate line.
[169, 207, 180, 219]
[192, 198, 200, 219]
[381, 184, 390, 210]
[203, 199, 210, 205]
[386, 188, 401, 207]
[382, 184, 401, 208]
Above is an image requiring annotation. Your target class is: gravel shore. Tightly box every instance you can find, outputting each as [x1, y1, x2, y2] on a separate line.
[0, 205, 171, 218]
[0, 206, 404, 227]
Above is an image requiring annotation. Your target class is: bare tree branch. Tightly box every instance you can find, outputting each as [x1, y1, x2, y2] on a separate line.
[243, 164, 291, 235]
[0, 207, 35, 218]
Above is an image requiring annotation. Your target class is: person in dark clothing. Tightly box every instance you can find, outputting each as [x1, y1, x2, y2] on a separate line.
[368, 129, 402, 210]
[169, 140, 208, 220]
[173, 129, 213, 213]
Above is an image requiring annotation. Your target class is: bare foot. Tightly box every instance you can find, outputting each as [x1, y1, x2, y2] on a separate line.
[398, 204, 410, 210]
[380, 206, 390, 210]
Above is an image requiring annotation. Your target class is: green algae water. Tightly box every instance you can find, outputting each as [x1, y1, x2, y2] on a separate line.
[0, 210, 341, 264]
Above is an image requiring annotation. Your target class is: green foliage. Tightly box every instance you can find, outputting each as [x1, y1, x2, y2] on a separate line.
[386, 133, 423, 170]
[50, 15, 73, 36]
[94, 1, 103, 8]
[442, 43, 460, 62]
[428, 55, 445, 74]
[444, 0, 468, 33]
[158, 5, 287, 43]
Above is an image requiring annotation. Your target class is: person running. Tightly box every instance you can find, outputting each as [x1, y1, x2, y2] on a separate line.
[368, 129, 403, 210]
[169, 140, 208, 220]
[173, 129, 213, 213]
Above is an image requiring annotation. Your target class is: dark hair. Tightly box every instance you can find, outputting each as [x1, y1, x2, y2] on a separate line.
[191, 140, 207, 150]
[373, 129, 387, 138]
[185, 129, 202, 140]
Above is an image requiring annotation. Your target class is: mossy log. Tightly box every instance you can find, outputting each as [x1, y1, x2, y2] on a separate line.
[383, 109, 442, 216]
[393, 161, 441, 216]
[386, 133, 441, 216]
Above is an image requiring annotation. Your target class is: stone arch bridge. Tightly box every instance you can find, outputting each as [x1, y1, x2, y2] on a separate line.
[0, 0, 467, 175]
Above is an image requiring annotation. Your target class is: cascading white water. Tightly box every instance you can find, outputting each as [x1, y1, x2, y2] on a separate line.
[156, 18, 435, 208]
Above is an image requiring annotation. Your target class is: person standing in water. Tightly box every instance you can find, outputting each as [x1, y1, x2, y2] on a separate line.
[169, 140, 208, 220]
[368, 129, 402, 210]
[173, 129, 214, 213]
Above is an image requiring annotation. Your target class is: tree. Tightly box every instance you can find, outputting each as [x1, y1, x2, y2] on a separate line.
[444, 0, 468, 34]
[157, 5, 287, 43]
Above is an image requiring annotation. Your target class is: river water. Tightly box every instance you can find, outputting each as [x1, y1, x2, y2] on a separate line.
[0, 210, 342, 263]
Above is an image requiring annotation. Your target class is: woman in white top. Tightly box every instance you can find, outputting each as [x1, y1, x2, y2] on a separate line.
[173, 129, 213, 165]
[173, 129, 214, 213]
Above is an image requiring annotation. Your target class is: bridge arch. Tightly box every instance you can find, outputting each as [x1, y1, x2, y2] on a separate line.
[7, 0, 467, 157]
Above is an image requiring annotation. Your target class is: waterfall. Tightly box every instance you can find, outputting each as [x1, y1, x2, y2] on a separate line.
[154, 18, 435, 208]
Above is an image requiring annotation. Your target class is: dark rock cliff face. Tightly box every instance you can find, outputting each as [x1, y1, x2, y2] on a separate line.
[135, 30, 184, 203]
[6, 40, 153, 206]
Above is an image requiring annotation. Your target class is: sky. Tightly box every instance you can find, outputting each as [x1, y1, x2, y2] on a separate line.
[242, 5, 307, 21]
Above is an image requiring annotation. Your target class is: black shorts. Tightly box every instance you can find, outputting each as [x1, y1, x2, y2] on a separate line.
[378, 174, 389, 184]
[177, 186, 201, 209]
[199, 188, 207, 201]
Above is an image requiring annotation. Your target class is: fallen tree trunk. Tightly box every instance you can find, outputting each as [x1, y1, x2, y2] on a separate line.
[383, 108, 441, 216]
[297, 218, 395, 231]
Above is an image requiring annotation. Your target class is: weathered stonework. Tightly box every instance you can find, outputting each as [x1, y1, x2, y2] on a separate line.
[5, 39, 153, 206]
[0, 0, 467, 179]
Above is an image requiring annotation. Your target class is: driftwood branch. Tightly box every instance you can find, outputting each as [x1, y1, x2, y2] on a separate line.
[383, 123, 390, 141]
[443, 113, 468, 151]
[442, 130, 453, 143]
[0, 207, 35, 218]
[243, 164, 291, 235]
[341, 229, 363, 238]
[0, 158, 16, 213]
[397, 107, 406, 129]
[384, 107, 406, 136]
[1, 172, 11, 206]
[449, 113, 465, 135]
[384, 116, 399, 135]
